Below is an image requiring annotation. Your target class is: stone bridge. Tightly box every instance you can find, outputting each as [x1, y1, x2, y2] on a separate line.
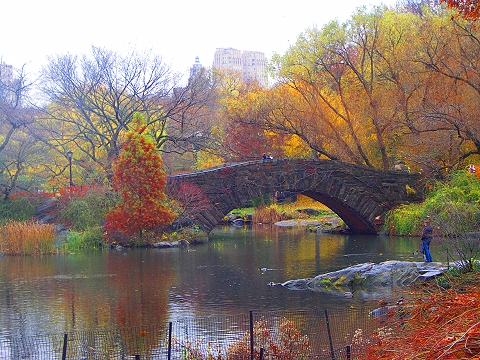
[167, 159, 424, 235]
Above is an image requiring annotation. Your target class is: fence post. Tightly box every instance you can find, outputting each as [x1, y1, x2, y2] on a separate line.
[135, 355, 140, 360]
[62, 333, 68, 360]
[168, 321, 172, 360]
[446, 248, 450, 270]
[324, 309, 336, 360]
[250, 310, 254, 360]
[346, 345, 351, 360]
[260, 347, 264, 360]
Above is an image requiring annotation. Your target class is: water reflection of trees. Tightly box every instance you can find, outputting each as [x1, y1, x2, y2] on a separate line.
[183, 225, 351, 311]
[1, 230, 421, 357]
[0, 256, 58, 338]
[105, 250, 176, 356]
[251, 224, 347, 278]
[0, 251, 177, 357]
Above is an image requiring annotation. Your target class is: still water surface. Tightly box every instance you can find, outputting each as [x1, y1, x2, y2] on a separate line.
[0, 224, 426, 338]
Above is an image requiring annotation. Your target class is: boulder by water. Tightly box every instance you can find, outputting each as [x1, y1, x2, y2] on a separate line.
[281, 260, 446, 296]
[33, 198, 58, 224]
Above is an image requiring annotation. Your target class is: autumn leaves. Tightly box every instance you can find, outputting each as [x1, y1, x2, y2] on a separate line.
[104, 114, 175, 241]
[221, 6, 479, 173]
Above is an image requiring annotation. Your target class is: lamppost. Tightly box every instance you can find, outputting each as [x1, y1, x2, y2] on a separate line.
[66, 151, 73, 188]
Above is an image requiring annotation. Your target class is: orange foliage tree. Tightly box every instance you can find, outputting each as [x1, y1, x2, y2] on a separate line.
[262, 9, 404, 169]
[104, 113, 175, 242]
[221, 81, 283, 161]
[263, 7, 479, 172]
[442, 0, 480, 21]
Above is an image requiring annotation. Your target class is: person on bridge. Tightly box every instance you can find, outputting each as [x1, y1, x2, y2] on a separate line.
[393, 160, 409, 171]
[420, 219, 433, 262]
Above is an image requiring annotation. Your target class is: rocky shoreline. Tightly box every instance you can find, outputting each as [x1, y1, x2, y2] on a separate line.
[277, 260, 447, 299]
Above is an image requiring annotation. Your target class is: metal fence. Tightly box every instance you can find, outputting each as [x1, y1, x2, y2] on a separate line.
[0, 308, 383, 359]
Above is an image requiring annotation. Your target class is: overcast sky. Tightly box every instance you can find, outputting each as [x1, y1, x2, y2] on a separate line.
[1, 0, 399, 78]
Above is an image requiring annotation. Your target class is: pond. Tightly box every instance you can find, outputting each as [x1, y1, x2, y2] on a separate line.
[0, 224, 427, 340]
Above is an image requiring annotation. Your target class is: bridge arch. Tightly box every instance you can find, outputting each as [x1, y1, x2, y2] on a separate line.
[167, 159, 424, 235]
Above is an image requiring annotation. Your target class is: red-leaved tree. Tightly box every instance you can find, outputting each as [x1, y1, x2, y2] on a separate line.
[104, 113, 175, 242]
[169, 181, 211, 224]
[442, 0, 480, 21]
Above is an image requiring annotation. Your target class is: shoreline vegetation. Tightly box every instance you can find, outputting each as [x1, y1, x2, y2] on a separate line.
[0, 169, 478, 255]
[356, 265, 480, 359]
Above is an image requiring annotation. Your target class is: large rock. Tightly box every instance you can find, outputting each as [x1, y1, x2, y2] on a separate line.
[33, 198, 58, 224]
[282, 261, 446, 294]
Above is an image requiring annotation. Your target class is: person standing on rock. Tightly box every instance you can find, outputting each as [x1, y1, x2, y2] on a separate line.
[421, 219, 433, 262]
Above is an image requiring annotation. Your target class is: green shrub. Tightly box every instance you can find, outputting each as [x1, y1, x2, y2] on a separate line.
[61, 226, 104, 251]
[427, 171, 480, 207]
[386, 170, 480, 236]
[385, 203, 426, 235]
[423, 172, 480, 236]
[431, 201, 478, 236]
[58, 191, 118, 231]
[0, 197, 43, 225]
[386, 170, 480, 270]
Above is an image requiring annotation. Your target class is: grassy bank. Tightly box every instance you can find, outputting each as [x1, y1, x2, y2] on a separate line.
[229, 194, 334, 223]
[0, 187, 117, 255]
[386, 170, 480, 236]
[385, 170, 480, 271]
[0, 185, 207, 254]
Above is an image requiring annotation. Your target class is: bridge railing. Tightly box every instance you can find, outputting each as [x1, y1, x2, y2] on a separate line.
[167, 158, 324, 178]
[167, 157, 413, 179]
[168, 159, 266, 178]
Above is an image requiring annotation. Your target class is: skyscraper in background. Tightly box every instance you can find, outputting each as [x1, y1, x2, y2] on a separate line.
[189, 56, 204, 80]
[213, 48, 267, 87]
[0, 63, 14, 102]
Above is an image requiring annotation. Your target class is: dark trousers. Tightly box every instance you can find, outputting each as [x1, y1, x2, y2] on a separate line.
[422, 240, 432, 262]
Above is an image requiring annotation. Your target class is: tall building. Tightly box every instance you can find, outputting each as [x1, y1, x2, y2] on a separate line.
[0, 63, 14, 101]
[213, 48, 267, 87]
[189, 56, 204, 80]
[0, 63, 14, 87]
[213, 48, 243, 74]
